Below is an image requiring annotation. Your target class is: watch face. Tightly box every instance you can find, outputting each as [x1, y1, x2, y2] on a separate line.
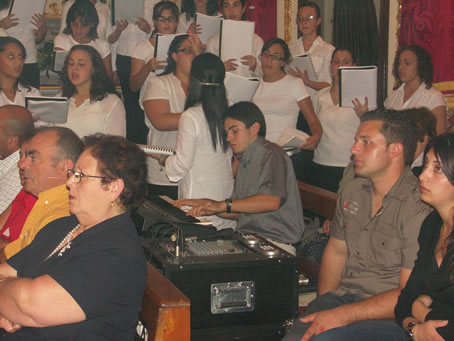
[406, 321, 417, 337]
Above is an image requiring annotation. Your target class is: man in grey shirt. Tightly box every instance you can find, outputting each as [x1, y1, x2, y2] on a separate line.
[284, 109, 432, 340]
[178, 102, 305, 255]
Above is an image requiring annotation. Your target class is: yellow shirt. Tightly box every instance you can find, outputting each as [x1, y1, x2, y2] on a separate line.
[5, 184, 70, 259]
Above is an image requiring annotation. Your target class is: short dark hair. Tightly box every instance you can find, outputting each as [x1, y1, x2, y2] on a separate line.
[299, 1, 321, 18]
[64, 0, 99, 40]
[61, 45, 118, 101]
[160, 34, 189, 76]
[181, 0, 218, 20]
[392, 44, 433, 89]
[404, 107, 436, 143]
[360, 109, 417, 166]
[331, 47, 357, 65]
[261, 37, 291, 70]
[221, 0, 245, 7]
[28, 127, 84, 165]
[83, 134, 148, 209]
[223, 102, 266, 137]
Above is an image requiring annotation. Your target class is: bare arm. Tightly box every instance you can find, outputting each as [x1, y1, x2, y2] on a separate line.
[317, 236, 347, 296]
[103, 54, 113, 81]
[297, 97, 322, 150]
[107, 20, 128, 44]
[288, 67, 330, 91]
[130, 57, 165, 92]
[0, 204, 12, 230]
[0, 274, 85, 327]
[143, 99, 181, 131]
[31, 13, 47, 44]
[431, 105, 447, 135]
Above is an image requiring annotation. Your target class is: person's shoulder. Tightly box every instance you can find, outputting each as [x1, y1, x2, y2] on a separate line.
[261, 139, 288, 159]
[341, 176, 370, 197]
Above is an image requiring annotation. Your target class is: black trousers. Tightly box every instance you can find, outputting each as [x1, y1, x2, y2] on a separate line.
[116, 54, 149, 144]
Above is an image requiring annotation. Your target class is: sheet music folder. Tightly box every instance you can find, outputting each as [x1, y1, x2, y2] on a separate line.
[339, 66, 378, 109]
[111, 0, 144, 26]
[9, 0, 46, 29]
[287, 54, 318, 81]
[219, 19, 254, 62]
[25, 97, 69, 124]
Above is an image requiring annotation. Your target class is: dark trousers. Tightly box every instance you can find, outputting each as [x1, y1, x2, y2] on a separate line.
[309, 163, 345, 194]
[21, 63, 40, 89]
[116, 54, 148, 144]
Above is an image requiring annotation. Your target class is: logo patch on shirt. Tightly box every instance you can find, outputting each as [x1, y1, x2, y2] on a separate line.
[343, 201, 359, 215]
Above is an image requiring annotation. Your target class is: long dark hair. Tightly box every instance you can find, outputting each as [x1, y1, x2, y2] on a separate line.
[0, 37, 30, 93]
[392, 44, 433, 89]
[185, 53, 228, 152]
[63, 0, 99, 40]
[160, 34, 189, 76]
[60, 45, 118, 101]
[181, 0, 218, 21]
[423, 133, 454, 283]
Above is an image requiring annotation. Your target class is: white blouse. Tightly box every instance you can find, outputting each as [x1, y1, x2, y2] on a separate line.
[165, 105, 235, 229]
[384, 82, 447, 111]
[252, 74, 309, 143]
[54, 33, 111, 59]
[55, 93, 126, 138]
[143, 73, 186, 186]
[0, 84, 40, 107]
[313, 87, 360, 167]
[289, 36, 335, 97]
[132, 39, 157, 108]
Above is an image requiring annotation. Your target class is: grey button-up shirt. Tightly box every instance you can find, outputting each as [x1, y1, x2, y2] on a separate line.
[232, 137, 305, 244]
[331, 167, 432, 297]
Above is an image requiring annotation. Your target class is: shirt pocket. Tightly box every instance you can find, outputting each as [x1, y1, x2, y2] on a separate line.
[370, 226, 401, 268]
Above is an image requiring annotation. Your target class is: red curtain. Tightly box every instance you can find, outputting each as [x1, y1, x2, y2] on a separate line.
[244, 0, 276, 43]
[399, 0, 454, 94]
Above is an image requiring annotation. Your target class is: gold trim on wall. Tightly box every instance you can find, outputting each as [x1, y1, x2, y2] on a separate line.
[284, 0, 293, 44]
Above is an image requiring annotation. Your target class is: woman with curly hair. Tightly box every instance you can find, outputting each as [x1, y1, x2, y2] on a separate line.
[353, 45, 447, 135]
[56, 45, 125, 138]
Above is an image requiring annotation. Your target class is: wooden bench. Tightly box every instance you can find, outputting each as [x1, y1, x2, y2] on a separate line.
[297, 181, 337, 284]
[140, 262, 190, 341]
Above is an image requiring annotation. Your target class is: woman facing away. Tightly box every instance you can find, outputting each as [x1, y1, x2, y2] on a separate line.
[0, 134, 147, 340]
[142, 34, 200, 199]
[354, 44, 447, 135]
[252, 37, 322, 150]
[156, 53, 235, 230]
[393, 133, 454, 340]
[56, 45, 125, 138]
[54, 0, 113, 80]
[0, 37, 40, 107]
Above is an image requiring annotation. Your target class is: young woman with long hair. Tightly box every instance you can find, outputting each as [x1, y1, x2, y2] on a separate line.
[56, 45, 125, 138]
[157, 53, 235, 229]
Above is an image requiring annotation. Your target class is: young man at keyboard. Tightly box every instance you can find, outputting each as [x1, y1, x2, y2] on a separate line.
[176, 102, 305, 255]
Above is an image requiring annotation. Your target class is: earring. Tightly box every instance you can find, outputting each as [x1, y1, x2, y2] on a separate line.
[110, 200, 115, 207]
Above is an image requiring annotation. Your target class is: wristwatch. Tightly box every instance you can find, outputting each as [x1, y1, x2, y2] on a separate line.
[225, 198, 232, 213]
[406, 321, 417, 340]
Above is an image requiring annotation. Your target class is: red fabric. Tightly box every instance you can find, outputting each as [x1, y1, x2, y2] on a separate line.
[0, 189, 37, 243]
[244, 0, 276, 43]
[399, 0, 454, 94]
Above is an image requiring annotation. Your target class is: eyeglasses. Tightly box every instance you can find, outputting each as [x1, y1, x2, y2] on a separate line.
[260, 52, 284, 62]
[177, 47, 194, 55]
[156, 16, 177, 23]
[296, 15, 316, 23]
[67, 169, 112, 183]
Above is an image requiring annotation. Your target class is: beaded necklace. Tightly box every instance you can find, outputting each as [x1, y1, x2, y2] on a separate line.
[46, 224, 81, 260]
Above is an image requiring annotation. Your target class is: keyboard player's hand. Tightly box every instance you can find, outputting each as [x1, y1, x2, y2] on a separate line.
[175, 199, 223, 217]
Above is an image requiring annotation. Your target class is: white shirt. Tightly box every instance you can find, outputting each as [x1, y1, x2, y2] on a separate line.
[0, 150, 21, 214]
[55, 93, 126, 138]
[165, 105, 235, 229]
[59, 1, 112, 40]
[289, 36, 335, 97]
[384, 82, 447, 111]
[114, 0, 157, 57]
[143, 73, 186, 185]
[0, 84, 40, 107]
[54, 33, 111, 59]
[206, 31, 263, 78]
[0, 9, 37, 63]
[252, 74, 309, 143]
[313, 87, 360, 167]
[132, 39, 157, 109]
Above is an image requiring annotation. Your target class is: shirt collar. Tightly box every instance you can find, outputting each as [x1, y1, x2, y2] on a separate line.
[237, 136, 264, 164]
[38, 184, 69, 203]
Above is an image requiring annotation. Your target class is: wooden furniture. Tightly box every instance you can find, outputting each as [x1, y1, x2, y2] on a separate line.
[297, 181, 337, 282]
[140, 262, 190, 341]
